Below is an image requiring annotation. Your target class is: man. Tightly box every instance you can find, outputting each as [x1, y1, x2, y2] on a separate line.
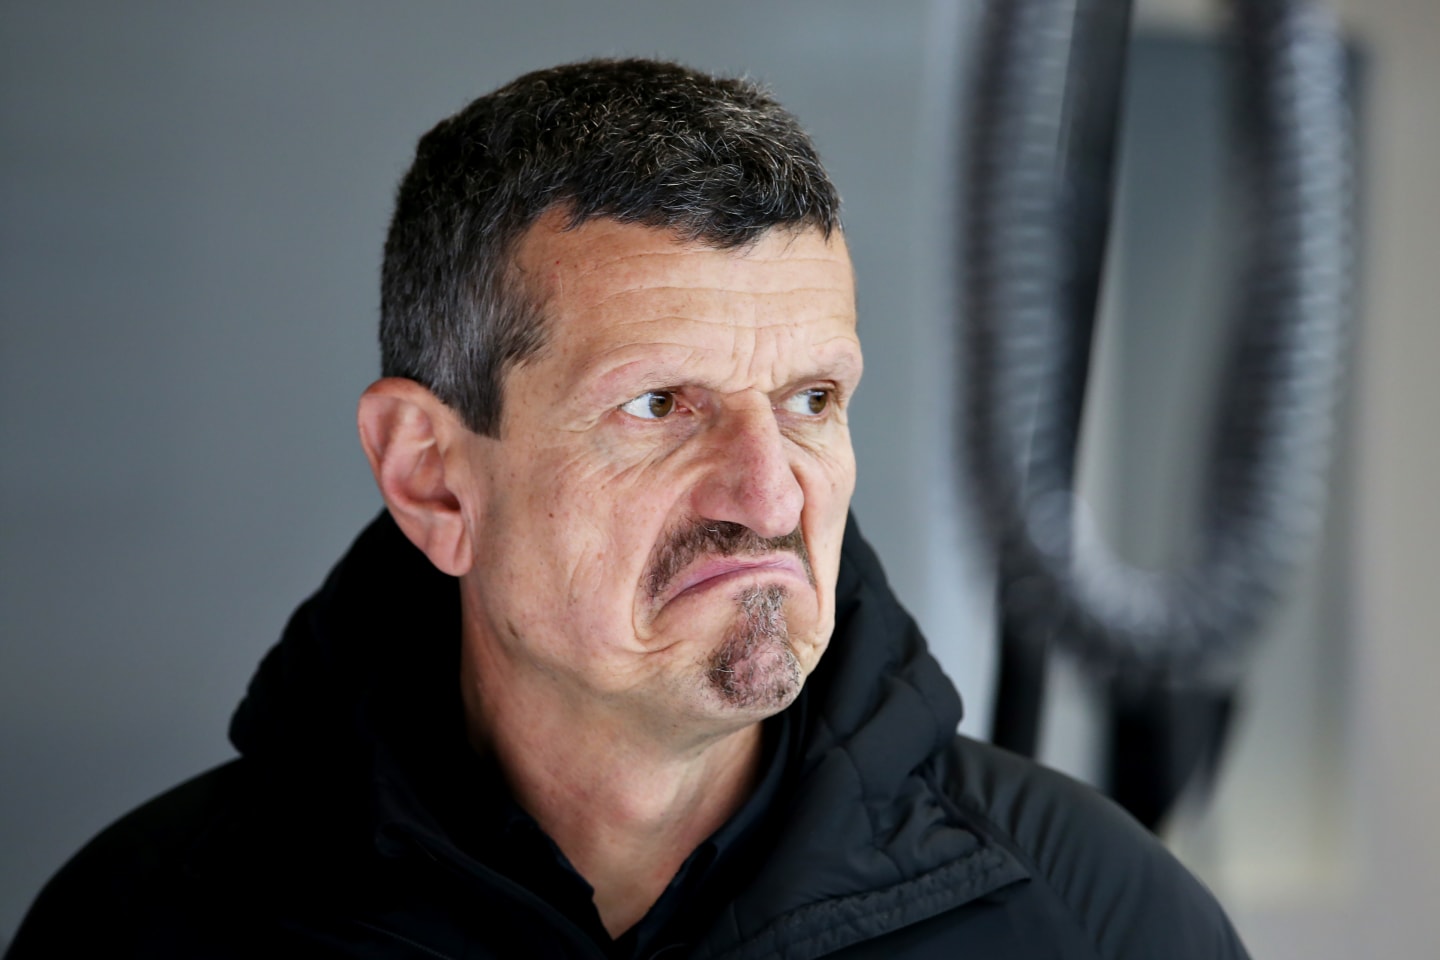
[9, 59, 1249, 958]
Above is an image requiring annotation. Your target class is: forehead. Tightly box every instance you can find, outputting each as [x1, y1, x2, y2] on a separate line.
[512, 213, 859, 384]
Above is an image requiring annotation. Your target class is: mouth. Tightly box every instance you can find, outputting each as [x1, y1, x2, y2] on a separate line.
[661, 555, 810, 607]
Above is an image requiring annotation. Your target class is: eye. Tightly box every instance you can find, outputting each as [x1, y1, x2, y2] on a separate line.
[620, 391, 678, 420]
[781, 388, 832, 417]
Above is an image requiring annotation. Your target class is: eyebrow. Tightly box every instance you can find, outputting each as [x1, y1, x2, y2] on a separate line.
[575, 338, 863, 407]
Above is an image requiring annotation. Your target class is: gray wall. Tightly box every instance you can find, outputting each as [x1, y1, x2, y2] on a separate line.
[0, 0, 990, 941]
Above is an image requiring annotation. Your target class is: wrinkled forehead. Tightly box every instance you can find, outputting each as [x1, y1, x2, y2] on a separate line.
[513, 212, 858, 357]
[522, 220, 860, 403]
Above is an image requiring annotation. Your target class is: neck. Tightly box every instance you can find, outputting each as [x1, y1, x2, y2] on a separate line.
[460, 634, 765, 938]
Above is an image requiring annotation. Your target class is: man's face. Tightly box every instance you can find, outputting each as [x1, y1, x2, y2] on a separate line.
[458, 213, 861, 740]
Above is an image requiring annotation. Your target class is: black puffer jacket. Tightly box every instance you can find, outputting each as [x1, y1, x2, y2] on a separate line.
[9, 514, 1249, 959]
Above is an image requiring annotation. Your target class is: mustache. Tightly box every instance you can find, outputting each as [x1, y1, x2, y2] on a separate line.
[644, 520, 813, 601]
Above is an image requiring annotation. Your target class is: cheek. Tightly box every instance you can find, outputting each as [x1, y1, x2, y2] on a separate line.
[797, 441, 855, 630]
[510, 446, 678, 604]
[827, 429, 859, 499]
[794, 632, 831, 677]
[800, 439, 856, 533]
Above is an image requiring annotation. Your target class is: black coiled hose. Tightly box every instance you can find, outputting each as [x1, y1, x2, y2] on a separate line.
[963, 0, 1355, 683]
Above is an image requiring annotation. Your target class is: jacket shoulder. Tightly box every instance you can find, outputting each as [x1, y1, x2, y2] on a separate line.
[936, 735, 1251, 960]
[7, 760, 256, 958]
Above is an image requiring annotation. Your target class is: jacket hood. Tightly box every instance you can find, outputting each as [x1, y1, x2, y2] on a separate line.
[230, 512, 461, 772]
[230, 511, 1024, 959]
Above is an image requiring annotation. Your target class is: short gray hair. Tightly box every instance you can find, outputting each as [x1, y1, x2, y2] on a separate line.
[379, 58, 843, 436]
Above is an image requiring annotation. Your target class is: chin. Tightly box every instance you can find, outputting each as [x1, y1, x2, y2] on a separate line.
[697, 583, 809, 715]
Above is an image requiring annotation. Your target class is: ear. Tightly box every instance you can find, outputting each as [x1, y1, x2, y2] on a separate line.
[357, 378, 476, 577]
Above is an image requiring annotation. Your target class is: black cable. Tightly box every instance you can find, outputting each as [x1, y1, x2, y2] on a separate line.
[986, 0, 1136, 756]
[963, 0, 1355, 687]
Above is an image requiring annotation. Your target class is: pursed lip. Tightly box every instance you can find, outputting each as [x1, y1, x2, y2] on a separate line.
[661, 555, 810, 606]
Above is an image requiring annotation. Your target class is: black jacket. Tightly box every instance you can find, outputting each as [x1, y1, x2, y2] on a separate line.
[9, 514, 1249, 959]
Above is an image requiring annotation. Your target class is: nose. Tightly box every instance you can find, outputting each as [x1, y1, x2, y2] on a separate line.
[690, 400, 804, 540]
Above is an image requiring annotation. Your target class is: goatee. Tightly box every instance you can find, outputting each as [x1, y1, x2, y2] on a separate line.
[707, 584, 801, 709]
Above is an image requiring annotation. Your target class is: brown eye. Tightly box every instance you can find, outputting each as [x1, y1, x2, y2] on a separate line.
[620, 391, 677, 420]
[783, 389, 831, 417]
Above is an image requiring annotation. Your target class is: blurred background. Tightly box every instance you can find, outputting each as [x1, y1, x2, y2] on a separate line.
[1, 0, 1436, 955]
